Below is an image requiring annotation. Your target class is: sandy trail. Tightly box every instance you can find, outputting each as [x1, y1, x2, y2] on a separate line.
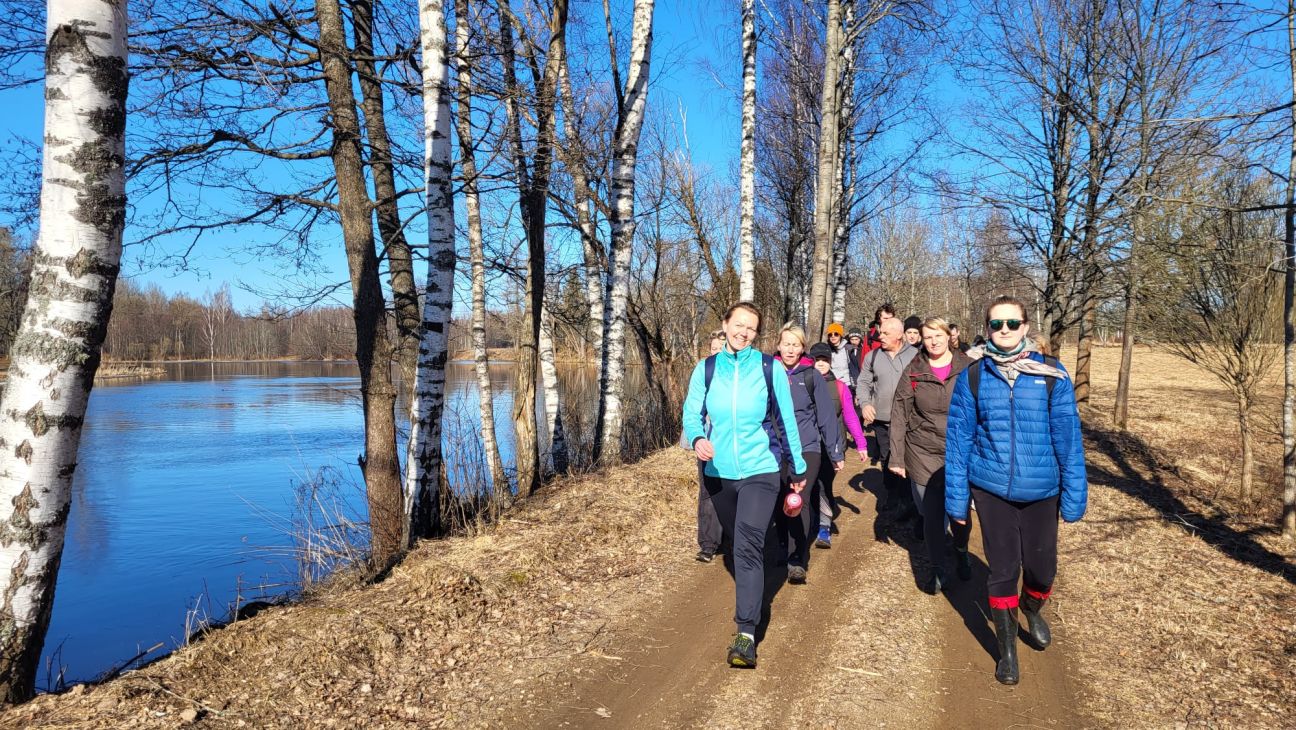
[502, 461, 1079, 729]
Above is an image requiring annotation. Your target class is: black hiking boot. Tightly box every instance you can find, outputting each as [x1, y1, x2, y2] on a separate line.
[1020, 592, 1052, 649]
[955, 548, 972, 581]
[788, 565, 807, 584]
[992, 607, 1020, 685]
[727, 634, 757, 668]
[695, 549, 715, 564]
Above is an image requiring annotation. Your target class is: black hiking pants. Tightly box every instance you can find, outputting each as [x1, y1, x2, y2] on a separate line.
[817, 452, 838, 529]
[697, 460, 722, 553]
[971, 486, 1059, 603]
[704, 470, 781, 635]
[779, 451, 821, 569]
[913, 470, 971, 572]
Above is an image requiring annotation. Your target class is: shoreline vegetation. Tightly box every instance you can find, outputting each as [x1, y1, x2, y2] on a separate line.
[0, 349, 1291, 728]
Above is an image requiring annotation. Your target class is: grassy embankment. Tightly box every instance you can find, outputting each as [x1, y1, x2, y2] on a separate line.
[0, 347, 1292, 728]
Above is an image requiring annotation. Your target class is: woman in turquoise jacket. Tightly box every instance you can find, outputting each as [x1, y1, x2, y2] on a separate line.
[945, 295, 1088, 686]
[682, 302, 806, 669]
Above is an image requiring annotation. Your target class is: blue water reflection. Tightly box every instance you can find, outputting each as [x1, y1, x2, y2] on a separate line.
[41, 361, 523, 687]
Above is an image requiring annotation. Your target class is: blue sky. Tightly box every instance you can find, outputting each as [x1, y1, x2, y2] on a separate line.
[0, 0, 746, 312]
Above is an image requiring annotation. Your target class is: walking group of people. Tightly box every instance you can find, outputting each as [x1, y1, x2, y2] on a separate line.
[680, 295, 1088, 685]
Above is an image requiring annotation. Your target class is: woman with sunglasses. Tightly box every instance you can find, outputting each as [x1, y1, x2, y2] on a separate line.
[889, 317, 974, 594]
[945, 295, 1088, 686]
[683, 302, 806, 669]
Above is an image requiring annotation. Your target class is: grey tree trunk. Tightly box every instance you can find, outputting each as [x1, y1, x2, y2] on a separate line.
[596, 0, 657, 465]
[558, 58, 604, 366]
[806, 0, 844, 337]
[737, 0, 757, 301]
[499, 0, 569, 496]
[0, 0, 128, 703]
[315, 0, 404, 565]
[455, 0, 508, 509]
[1284, 0, 1296, 539]
[350, 0, 420, 388]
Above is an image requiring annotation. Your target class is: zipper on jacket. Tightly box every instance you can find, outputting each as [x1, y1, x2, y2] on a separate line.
[1007, 382, 1015, 500]
[732, 351, 741, 478]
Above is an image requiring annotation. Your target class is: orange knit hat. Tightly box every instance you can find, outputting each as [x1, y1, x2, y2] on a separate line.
[825, 323, 845, 337]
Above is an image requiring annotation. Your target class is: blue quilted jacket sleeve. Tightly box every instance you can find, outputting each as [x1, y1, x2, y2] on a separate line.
[944, 368, 976, 521]
[1049, 365, 1088, 522]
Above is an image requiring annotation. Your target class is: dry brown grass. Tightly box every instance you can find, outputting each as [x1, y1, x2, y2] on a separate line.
[1058, 345, 1296, 727]
[0, 449, 702, 729]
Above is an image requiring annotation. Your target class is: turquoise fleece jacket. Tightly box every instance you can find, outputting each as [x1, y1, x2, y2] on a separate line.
[682, 345, 807, 480]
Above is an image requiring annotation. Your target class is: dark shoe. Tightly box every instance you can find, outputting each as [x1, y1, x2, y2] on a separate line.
[927, 567, 947, 595]
[1020, 592, 1052, 649]
[912, 519, 924, 542]
[992, 607, 1020, 685]
[695, 549, 715, 564]
[955, 549, 971, 581]
[788, 565, 807, 584]
[727, 634, 757, 668]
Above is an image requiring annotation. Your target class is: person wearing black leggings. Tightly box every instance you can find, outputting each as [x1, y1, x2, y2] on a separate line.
[889, 317, 975, 594]
[945, 295, 1088, 686]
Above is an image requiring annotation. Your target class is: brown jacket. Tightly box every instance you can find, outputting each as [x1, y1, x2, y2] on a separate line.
[890, 348, 974, 486]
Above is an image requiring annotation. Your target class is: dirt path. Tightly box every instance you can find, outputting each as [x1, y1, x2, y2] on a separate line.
[501, 462, 1081, 729]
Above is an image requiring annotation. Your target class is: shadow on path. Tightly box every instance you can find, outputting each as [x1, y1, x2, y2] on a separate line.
[1085, 424, 1295, 587]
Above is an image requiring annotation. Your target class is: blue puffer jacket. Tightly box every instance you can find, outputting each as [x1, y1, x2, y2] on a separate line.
[945, 354, 1088, 522]
[682, 346, 807, 481]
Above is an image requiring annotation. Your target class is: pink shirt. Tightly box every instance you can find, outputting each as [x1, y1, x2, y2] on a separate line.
[931, 362, 953, 382]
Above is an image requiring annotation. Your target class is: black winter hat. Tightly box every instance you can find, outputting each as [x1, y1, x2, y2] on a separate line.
[903, 315, 922, 332]
[808, 343, 834, 361]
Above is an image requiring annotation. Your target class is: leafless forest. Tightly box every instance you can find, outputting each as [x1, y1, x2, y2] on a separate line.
[0, 0, 1295, 705]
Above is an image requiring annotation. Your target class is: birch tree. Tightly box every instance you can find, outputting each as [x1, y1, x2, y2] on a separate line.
[405, 0, 456, 544]
[558, 57, 606, 366]
[806, 0, 844, 338]
[738, 0, 757, 301]
[596, 0, 657, 465]
[455, 0, 507, 508]
[0, 0, 128, 703]
[538, 300, 567, 473]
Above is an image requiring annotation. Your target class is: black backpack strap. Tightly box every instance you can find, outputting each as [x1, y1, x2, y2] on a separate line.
[969, 357, 983, 422]
[762, 354, 792, 468]
[1042, 355, 1059, 401]
[700, 354, 717, 422]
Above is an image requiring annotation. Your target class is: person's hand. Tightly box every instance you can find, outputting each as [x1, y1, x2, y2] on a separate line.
[952, 518, 967, 525]
[790, 478, 806, 492]
[890, 466, 906, 478]
[833, 460, 844, 472]
[695, 438, 714, 461]
[861, 404, 876, 425]
[857, 449, 867, 462]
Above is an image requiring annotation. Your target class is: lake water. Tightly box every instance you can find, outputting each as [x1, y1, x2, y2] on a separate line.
[39, 360, 590, 688]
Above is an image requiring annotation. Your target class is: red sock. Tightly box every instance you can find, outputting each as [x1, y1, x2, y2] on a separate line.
[989, 594, 1019, 610]
[1024, 585, 1052, 601]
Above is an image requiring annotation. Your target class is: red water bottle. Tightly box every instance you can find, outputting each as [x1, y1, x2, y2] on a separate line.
[783, 491, 802, 517]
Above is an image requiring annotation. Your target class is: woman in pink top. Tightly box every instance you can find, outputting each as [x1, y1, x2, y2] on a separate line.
[889, 317, 975, 593]
[807, 343, 867, 548]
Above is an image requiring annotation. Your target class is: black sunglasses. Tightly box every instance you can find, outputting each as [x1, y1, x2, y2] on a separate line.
[989, 319, 1024, 331]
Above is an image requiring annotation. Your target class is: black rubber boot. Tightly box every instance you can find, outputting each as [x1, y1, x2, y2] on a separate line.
[992, 607, 1020, 685]
[1020, 592, 1052, 649]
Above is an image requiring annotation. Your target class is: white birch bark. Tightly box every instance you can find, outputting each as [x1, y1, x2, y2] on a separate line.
[0, 0, 128, 703]
[737, 0, 757, 301]
[538, 301, 568, 473]
[558, 60, 604, 365]
[405, 0, 456, 544]
[455, 0, 508, 506]
[596, 0, 657, 465]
